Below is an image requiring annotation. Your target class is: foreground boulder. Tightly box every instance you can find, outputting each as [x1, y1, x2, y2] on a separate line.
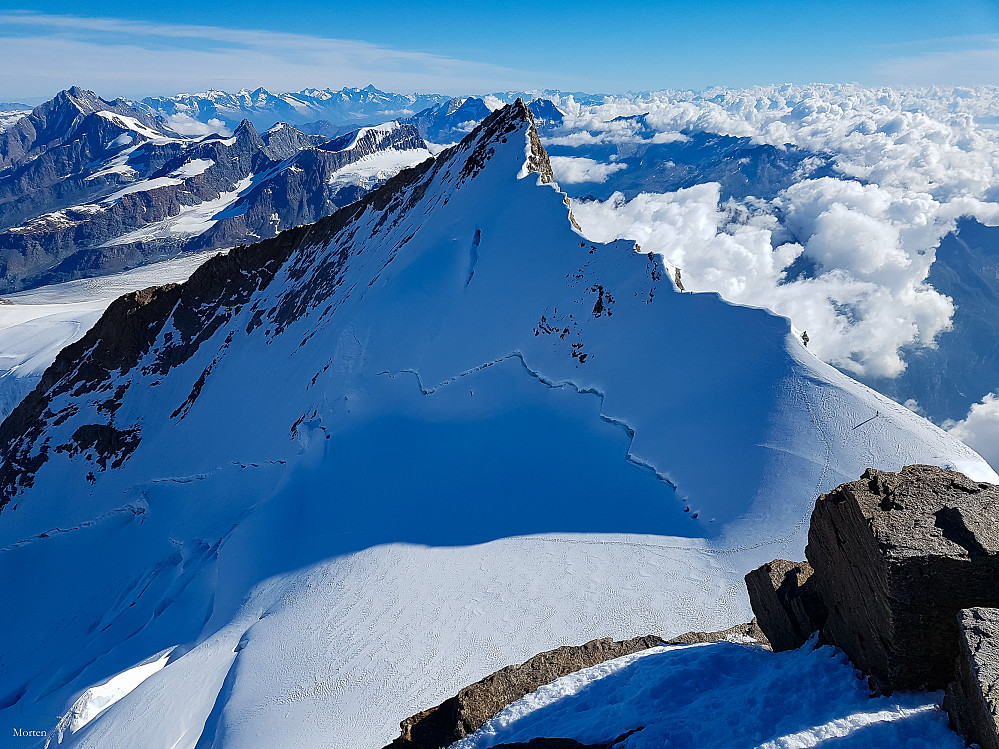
[385, 636, 662, 749]
[748, 465, 999, 748]
[744, 560, 824, 652]
[805, 464, 999, 693]
[944, 608, 999, 749]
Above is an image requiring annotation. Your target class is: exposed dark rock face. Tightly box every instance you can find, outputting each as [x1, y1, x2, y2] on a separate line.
[745, 560, 825, 652]
[0, 224, 308, 504]
[0, 283, 181, 499]
[804, 464, 999, 693]
[261, 122, 326, 160]
[944, 608, 999, 749]
[190, 122, 428, 255]
[749, 466, 999, 747]
[385, 635, 662, 749]
[665, 619, 770, 648]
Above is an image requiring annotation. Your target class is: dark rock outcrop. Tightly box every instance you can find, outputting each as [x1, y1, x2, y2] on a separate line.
[745, 560, 825, 652]
[385, 618, 767, 749]
[665, 619, 770, 648]
[944, 608, 999, 749]
[385, 635, 662, 749]
[804, 464, 999, 693]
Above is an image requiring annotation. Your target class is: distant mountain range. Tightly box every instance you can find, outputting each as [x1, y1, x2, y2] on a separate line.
[136, 85, 452, 131]
[132, 85, 590, 133]
[0, 87, 435, 292]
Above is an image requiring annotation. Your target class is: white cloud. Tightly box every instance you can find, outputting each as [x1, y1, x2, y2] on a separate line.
[0, 12, 543, 101]
[163, 113, 230, 137]
[557, 85, 999, 379]
[555, 85, 999, 204]
[549, 156, 627, 184]
[570, 177, 960, 378]
[946, 393, 999, 471]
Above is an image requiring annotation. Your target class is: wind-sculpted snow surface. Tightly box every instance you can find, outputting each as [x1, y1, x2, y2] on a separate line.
[0, 102, 993, 749]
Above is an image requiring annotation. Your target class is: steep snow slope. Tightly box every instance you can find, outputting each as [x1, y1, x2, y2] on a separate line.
[0, 102, 992, 749]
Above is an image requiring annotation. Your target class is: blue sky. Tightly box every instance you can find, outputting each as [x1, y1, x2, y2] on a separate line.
[0, 1, 996, 101]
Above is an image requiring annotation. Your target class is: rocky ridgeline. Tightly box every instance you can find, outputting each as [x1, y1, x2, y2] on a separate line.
[747, 464, 999, 749]
[384, 621, 767, 749]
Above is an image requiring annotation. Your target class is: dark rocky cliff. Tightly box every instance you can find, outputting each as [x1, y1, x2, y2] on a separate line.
[747, 464, 999, 749]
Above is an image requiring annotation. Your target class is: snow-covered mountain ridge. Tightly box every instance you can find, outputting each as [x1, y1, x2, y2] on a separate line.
[0, 100, 993, 749]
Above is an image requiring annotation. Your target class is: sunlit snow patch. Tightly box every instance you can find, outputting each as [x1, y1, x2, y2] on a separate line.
[327, 149, 432, 192]
[50, 647, 175, 744]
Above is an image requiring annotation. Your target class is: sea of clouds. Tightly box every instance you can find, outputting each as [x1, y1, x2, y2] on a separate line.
[544, 85, 999, 466]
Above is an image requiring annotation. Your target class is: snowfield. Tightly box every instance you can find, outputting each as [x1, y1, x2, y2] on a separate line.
[0, 103, 993, 749]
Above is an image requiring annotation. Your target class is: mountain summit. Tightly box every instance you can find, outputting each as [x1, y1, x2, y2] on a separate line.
[0, 101, 992, 748]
